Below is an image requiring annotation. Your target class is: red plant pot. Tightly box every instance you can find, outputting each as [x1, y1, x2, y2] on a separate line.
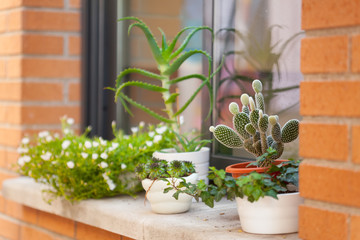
[225, 159, 289, 178]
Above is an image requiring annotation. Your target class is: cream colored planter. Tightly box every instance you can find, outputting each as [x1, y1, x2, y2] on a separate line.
[236, 192, 304, 234]
[141, 173, 198, 214]
[152, 147, 209, 183]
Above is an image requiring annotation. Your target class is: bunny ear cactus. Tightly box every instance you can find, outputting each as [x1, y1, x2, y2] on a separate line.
[108, 16, 214, 133]
[210, 79, 299, 167]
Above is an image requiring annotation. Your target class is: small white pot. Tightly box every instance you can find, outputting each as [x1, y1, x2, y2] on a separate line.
[152, 147, 209, 183]
[141, 173, 198, 214]
[236, 192, 304, 234]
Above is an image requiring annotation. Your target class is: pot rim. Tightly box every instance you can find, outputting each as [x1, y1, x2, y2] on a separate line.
[154, 147, 210, 155]
[225, 159, 289, 174]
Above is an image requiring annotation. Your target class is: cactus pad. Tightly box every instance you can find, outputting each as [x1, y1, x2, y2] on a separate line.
[245, 123, 256, 136]
[229, 102, 240, 116]
[233, 112, 251, 139]
[255, 92, 265, 112]
[252, 79, 262, 93]
[281, 119, 299, 143]
[240, 93, 249, 106]
[270, 141, 284, 159]
[209, 125, 243, 148]
[271, 122, 282, 142]
[258, 114, 269, 133]
[250, 109, 260, 129]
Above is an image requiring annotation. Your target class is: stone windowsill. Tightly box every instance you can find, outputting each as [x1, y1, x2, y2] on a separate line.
[2, 177, 299, 240]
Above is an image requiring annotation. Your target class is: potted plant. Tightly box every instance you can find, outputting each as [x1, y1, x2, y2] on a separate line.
[108, 17, 219, 182]
[166, 150, 303, 234]
[209, 79, 300, 175]
[17, 117, 175, 203]
[135, 158, 198, 214]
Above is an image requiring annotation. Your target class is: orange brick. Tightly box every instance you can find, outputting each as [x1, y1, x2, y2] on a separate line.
[300, 163, 360, 207]
[38, 211, 75, 237]
[0, 170, 18, 190]
[8, 58, 81, 78]
[0, 60, 5, 77]
[0, 34, 21, 54]
[22, 105, 80, 124]
[353, 126, 360, 164]
[0, 149, 5, 168]
[7, 10, 22, 31]
[0, 194, 5, 212]
[351, 215, 360, 240]
[352, 35, 360, 73]
[0, 13, 6, 33]
[23, 34, 63, 55]
[23, 0, 63, 8]
[300, 81, 360, 117]
[299, 205, 348, 240]
[69, 0, 81, 9]
[0, 104, 21, 124]
[300, 123, 348, 161]
[22, 82, 63, 101]
[302, 0, 360, 30]
[0, 127, 23, 147]
[21, 225, 56, 240]
[76, 223, 121, 240]
[5, 199, 37, 224]
[0, 216, 20, 240]
[301, 36, 348, 73]
[6, 150, 19, 170]
[142, 0, 182, 15]
[69, 35, 81, 55]
[23, 10, 80, 32]
[0, 82, 21, 101]
[69, 82, 80, 101]
[0, 0, 21, 10]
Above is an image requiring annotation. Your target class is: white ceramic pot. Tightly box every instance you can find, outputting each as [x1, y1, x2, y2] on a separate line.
[141, 173, 198, 214]
[236, 192, 304, 234]
[152, 147, 209, 183]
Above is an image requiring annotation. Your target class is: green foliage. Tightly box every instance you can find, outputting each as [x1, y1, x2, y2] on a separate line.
[166, 155, 300, 207]
[110, 16, 215, 133]
[170, 131, 212, 152]
[17, 117, 175, 203]
[135, 158, 196, 180]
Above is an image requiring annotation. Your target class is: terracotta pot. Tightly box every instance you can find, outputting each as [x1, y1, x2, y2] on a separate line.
[225, 159, 288, 178]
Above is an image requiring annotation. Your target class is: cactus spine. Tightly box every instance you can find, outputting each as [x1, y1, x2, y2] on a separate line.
[209, 79, 299, 166]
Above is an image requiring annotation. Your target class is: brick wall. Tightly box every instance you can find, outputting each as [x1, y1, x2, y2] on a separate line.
[0, 0, 183, 239]
[299, 0, 360, 239]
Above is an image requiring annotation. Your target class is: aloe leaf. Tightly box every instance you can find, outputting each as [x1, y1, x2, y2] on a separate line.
[174, 77, 208, 117]
[116, 68, 164, 88]
[118, 96, 133, 117]
[169, 74, 206, 85]
[118, 92, 175, 123]
[159, 28, 168, 51]
[164, 50, 211, 76]
[169, 26, 213, 61]
[124, 21, 165, 66]
[118, 16, 144, 24]
[165, 93, 180, 104]
[115, 81, 167, 102]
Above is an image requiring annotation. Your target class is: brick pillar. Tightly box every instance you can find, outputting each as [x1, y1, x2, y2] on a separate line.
[0, 0, 81, 239]
[299, 0, 360, 239]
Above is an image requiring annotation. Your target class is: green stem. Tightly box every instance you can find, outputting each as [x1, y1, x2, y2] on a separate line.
[161, 75, 179, 133]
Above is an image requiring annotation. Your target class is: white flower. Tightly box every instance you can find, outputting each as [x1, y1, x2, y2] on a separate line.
[67, 161, 75, 169]
[40, 152, 52, 161]
[155, 126, 167, 134]
[146, 141, 153, 147]
[131, 127, 138, 133]
[179, 115, 184, 125]
[100, 152, 108, 159]
[121, 163, 127, 169]
[63, 128, 71, 135]
[81, 152, 88, 159]
[84, 141, 92, 149]
[38, 131, 49, 138]
[124, 135, 129, 139]
[102, 173, 109, 180]
[46, 135, 53, 142]
[112, 142, 119, 149]
[17, 147, 28, 154]
[108, 181, 116, 191]
[129, 143, 133, 149]
[99, 137, 107, 146]
[139, 121, 145, 127]
[21, 137, 30, 145]
[18, 157, 25, 166]
[100, 161, 108, 168]
[153, 135, 162, 143]
[92, 141, 99, 147]
[148, 131, 155, 137]
[23, 155, 31, 162]
[92, 153, 98, 160]
[62, 140, 71, 150]
[67, 118, 75, 125]
[54, 133, 60, 138]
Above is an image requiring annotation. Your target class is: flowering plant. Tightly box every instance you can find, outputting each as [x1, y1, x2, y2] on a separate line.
[17, 117, 175, 203]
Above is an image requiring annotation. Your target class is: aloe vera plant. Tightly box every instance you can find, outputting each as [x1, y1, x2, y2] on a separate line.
[109, 17, 214, 133]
